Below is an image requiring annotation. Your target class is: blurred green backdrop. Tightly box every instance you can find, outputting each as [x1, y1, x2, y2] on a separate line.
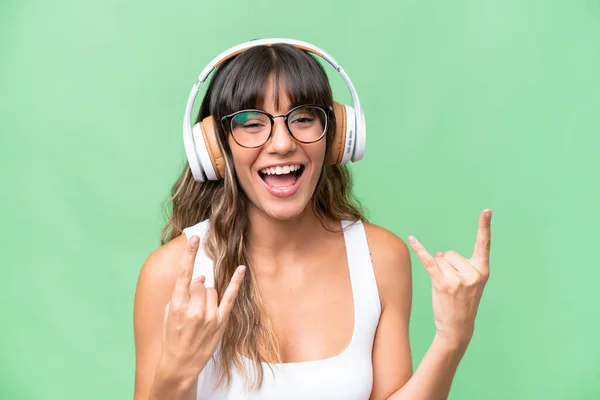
[1, 0, 599, 399]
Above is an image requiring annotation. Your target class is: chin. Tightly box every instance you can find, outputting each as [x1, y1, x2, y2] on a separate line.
[259, 198, 312, 222]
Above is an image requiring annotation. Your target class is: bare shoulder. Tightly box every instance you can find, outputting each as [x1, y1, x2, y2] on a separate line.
[362, 222, 413, 398]
[139, 235, 188, 284]
[363, 222, 412, 309]
[135, 234, 189, 322]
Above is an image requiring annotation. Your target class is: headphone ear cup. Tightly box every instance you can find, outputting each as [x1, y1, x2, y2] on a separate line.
[184, 122, 206, 182]
[330, 102, 346, 164]
[330, 101, 356, 165]
[190, 117, 225, 181]
[199, 116, 226, 180]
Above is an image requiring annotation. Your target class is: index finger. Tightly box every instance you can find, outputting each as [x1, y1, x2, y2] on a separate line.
[172, 235, 200, 305]
[471, 209, 492, 268]
[217, 265, 247, 321]
[408, 236, 445, 285]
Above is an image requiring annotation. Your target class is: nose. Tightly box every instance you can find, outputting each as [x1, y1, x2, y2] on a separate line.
[266, 117, 296, 155]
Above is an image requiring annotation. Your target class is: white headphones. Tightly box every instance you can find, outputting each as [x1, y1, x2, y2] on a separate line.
[182, 38, 366, 182]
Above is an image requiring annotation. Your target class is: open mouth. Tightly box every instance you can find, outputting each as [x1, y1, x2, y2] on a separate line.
[258, 164, 305, 189]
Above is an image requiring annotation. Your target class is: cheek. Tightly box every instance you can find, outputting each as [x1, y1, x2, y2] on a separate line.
[309, 140, 327, 174]
[228, 137, 258, 186]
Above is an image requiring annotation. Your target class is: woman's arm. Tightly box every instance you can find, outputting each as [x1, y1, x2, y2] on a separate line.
[365, 223, 414, 400]
[133, 235, 197, 400]
[367, 224, 464, 400]
[386, 335, 466, 400]
[133, 234, 247, 400]
[367, 210, 492, 400]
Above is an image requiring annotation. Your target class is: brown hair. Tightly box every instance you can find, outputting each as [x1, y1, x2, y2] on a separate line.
[160, 44, 366, 390]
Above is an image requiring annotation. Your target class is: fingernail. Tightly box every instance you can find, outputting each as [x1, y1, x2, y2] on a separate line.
[486, 209, 492, 218]
[195, 275, 205, 283]
[189, 236, 199, 246]
[238, 265, 246, 275]
[408, 236, 416, 244]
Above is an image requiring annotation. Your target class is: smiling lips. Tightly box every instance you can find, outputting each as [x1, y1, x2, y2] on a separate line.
[259, 164, 305, 198]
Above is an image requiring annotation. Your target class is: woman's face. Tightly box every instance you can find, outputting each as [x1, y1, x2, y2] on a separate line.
[227, 78, 327, 221]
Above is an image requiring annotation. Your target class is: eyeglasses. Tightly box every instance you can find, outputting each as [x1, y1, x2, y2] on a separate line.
[220, 104, 332, 148]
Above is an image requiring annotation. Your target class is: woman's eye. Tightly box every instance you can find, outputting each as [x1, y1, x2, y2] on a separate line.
[243, 122, 265, 128]
[291, 117, 314, 124]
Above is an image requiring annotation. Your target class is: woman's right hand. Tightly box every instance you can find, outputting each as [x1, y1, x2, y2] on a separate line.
[156, 235, 246, 383]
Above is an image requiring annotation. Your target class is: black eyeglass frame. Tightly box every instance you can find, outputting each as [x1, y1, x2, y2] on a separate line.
[220, 104, 333, 149]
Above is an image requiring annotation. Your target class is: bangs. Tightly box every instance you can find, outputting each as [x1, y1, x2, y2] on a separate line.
[208, 44, 333, 119]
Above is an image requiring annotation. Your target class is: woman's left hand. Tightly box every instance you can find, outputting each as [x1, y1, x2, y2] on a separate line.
[408, 209, 492, 349]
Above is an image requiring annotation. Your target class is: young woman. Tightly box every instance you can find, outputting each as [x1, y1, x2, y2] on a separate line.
[133, 40, 492, 400]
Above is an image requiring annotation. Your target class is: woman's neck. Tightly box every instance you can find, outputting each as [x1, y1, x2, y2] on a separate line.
[246, 204, 336, 261]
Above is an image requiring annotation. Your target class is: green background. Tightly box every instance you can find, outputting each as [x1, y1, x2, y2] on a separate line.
[1, 0, 599, 398]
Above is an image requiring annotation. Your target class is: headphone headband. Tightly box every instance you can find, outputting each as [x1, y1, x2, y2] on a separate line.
[183, 38, 366, 181]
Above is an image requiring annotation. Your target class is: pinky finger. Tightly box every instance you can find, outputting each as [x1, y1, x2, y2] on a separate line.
[217, 265, 246, 321]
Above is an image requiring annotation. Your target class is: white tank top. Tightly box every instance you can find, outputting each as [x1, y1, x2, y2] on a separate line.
[182, 219, 381, 400]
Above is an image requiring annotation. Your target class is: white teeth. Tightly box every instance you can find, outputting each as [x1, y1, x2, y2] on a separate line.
[260, 164, 302, 175]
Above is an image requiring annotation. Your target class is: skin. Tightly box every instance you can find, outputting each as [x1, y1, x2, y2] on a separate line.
[133, 77, 491, 400]
[227, 78, 326, 223]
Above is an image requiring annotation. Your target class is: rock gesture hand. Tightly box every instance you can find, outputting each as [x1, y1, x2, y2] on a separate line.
[408, 209, 492, 348]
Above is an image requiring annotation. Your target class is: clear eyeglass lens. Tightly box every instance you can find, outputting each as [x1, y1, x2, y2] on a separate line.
[231, 111, 271, 147]
[288, 106, 327, 143]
